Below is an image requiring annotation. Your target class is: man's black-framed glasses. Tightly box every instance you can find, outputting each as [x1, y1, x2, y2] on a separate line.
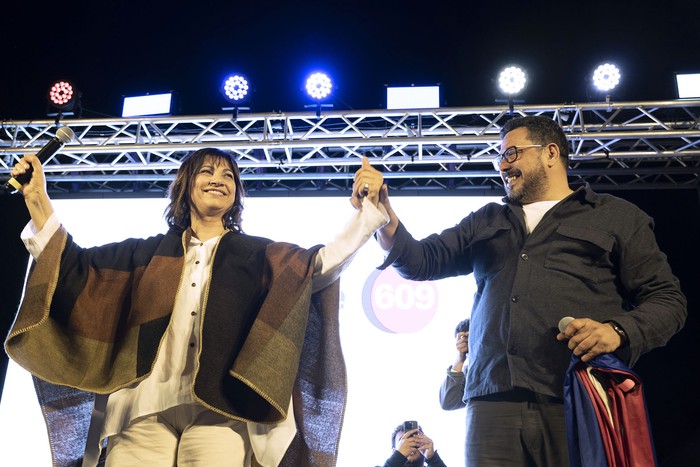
[492, 144, 544, 171]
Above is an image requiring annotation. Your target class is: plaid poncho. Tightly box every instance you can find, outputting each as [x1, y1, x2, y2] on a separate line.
[6, 226, 347, 466]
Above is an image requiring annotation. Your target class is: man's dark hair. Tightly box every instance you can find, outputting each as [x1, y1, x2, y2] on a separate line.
[164, 147, 245, 234]
[500, 115, 569, 167]
[454, 318, 470, 336]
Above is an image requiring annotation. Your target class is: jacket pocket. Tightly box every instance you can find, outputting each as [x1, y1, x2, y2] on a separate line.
[544, 224, 615, 284]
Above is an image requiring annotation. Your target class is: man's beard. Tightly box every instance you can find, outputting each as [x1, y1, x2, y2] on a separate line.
[505, 159, 548, 204]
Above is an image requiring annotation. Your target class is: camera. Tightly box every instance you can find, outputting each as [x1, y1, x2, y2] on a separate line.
[403, 420, 418, 432]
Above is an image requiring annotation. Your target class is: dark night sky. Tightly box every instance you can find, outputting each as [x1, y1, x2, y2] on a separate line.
[2, 0, 700, 120]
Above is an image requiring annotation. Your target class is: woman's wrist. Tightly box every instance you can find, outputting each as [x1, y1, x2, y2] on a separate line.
[25, 191, 54, 232]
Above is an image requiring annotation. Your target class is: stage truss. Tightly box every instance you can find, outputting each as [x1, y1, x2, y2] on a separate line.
[1, 100, 700, 196]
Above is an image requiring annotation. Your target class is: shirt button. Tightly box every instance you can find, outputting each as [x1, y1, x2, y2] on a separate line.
[195, 260, 200, 265]
[191, 282, 196, 287]
[189, 342, 195, 348]
[508, 346, 518, 355]
[511, 296, 519, 303]
[520, 253, 529, 260]
[191, 311, 197, 316]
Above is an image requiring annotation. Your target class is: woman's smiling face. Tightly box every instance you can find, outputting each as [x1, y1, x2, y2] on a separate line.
[189, 156, 237, 221]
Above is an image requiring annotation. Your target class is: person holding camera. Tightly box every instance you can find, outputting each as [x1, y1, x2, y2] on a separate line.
[378, 422, 448, 467]
[439, 318, 469, 410]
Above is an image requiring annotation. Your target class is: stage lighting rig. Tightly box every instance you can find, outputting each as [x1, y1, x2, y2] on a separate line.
[592, 63, 621, 104]
[304, 72, 333, 118]
[221, 74, 251, 120]
[498, 66, 527, 96]
[590, 63, 621, 106]
[592, 63, 621, 93]
[47, 80, 82, 122]
[305, 72, 332, 100]
[496, 65, 527, 113]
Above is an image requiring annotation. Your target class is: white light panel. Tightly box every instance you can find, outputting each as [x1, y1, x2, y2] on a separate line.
[122, 93, 173, 117]
[386, 85, 440, 110]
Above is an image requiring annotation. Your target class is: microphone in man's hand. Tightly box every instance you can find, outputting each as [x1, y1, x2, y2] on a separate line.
[3, 126, 75, 193]
[558, 316, 575, 333]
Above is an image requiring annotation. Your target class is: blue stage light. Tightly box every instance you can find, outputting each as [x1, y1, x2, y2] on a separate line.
[305, 72, 332, 100]
[222, 74, 250, 103]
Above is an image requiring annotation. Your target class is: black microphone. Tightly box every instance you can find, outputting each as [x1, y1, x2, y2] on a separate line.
[3, 126, 75, 193]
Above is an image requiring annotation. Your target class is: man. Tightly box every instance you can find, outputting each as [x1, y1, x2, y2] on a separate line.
[379, 423, 448, 467]
[439, 319, 469, 410]
[352, 116, 687, 466]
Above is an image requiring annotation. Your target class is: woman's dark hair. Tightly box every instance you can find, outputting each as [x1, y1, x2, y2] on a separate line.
[164, 148, 245, 233]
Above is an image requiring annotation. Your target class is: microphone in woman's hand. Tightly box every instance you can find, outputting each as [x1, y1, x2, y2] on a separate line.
[3, 126, 75, 192]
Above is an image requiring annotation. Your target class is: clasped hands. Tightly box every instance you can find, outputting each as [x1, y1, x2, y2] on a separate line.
[350, 157, 386, 209]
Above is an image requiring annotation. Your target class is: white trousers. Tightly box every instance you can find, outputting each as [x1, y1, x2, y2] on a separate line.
[105, 403, 251, 466]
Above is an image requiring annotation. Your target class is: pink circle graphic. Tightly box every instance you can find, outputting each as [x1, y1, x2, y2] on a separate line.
[362, 267, 439, 333]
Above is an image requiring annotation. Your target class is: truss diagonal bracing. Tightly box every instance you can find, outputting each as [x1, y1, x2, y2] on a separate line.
[1, 100, 699, 196]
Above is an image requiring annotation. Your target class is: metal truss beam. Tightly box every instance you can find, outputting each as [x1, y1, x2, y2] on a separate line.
[1, 100, 699, 196]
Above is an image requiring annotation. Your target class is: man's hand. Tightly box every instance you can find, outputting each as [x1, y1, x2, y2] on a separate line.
[415, 432, 436, 459]
[350, 157, 399, 251]
[395, 429, 437, 460]
[395, 429, 422, 458]
[452, 331, 469, 371]
[350, 157, 399, 250]
[456, 331, 469, 358]
[350, 157, 384, 209]
[556, 318, 623, 362]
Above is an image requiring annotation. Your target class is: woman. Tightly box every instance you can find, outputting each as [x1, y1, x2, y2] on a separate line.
[6, 147, 387, 466]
